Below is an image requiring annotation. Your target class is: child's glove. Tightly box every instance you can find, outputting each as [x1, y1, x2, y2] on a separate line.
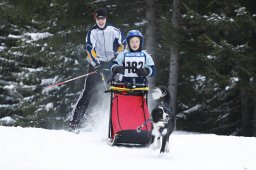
[112, 66, 125, 74]
[136, 67, 149, 77]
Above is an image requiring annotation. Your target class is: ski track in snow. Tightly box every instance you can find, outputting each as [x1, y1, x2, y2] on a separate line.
[0, 125, 256, 170]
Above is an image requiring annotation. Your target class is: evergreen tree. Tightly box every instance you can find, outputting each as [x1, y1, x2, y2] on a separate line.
[0, 0, 94, 128]
[176, 0, 256, 136]
[1, 0, 255, 136]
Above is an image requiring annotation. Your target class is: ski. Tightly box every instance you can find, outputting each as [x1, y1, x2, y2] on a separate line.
[67, 128, 80, 134]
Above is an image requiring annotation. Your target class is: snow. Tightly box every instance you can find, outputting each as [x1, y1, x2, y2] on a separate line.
[41, 76, 59, 86]
[235, 7, 247, 16]
[177, 104, 203, 118]
[0, 104, 12, 108]
[231, 77, 239, 83]
[233, 44, 247, 51]
[230, 18, 235, 22]
[122, 24, 130, 27]
[92, 0, 108, 4]
[0, 46, 7, 51]
[207, 55, 216, 59]
[134, 19, 148, 26]
[225, 77, 239, 90]
[22, 96, 34, 102]
[202, 13, 235, 24]
[1, 83, 256, 169]
[22, 67, 44, 72]
[182, 104, 202, 114]
[0, 125, 256, 170]
[7, 32, 53, 44]
[0, 116, 16, 124]
[0, 56, 17, 64]
[24, 32, 53, 42]
[45, 102, 54, 111]
[195, 75, 206, 82]
[3, 84, 16, 90]
[8, 34, 23, 39]
[41, 76, 61, 93]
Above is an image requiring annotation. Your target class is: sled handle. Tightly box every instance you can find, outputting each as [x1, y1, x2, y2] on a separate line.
[112, 82, 147, 87]
[109, 86, 149, 92]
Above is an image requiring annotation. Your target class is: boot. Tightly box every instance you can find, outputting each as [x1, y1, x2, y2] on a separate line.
[68, 120, 79, 130]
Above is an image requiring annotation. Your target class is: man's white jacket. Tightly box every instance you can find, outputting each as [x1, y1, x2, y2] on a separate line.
[86, 23, 125, 66]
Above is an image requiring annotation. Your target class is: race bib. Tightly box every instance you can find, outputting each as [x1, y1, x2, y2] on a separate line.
[124, 52, 145, 77]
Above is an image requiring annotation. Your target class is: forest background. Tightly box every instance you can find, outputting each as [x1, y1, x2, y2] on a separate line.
[0, 0, 256, 137]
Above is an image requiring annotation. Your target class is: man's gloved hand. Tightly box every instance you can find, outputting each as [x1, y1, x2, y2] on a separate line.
[112, 66, 125, 74]
[95, 63, 103, 73]
[136, 67, 150, 77]
[117, 44, 124, 53]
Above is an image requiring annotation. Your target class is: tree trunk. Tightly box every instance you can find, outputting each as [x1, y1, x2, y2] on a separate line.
[241, 88, 252, 136]
[145, 0, 156, 87]
[254, 84, 256, 137]
[168, 0, 181, 114]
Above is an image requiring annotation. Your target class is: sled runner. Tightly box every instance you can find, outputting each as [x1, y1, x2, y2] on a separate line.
[106, 80, 152, 146]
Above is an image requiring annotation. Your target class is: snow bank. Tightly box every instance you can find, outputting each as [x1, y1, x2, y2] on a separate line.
[0, 126, 255, 170]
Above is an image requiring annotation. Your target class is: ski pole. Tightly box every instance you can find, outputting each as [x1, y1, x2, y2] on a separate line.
[100, 72, 108, 91]
[45, 71, 97, 88]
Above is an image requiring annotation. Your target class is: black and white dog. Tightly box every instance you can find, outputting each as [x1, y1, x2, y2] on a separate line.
[150, 86, 176, 153]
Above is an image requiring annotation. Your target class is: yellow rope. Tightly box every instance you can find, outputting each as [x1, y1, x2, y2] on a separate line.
[110, 86, 149, 92]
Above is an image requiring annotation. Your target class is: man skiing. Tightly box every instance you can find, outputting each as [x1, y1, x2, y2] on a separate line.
[69, 8, 125, 129]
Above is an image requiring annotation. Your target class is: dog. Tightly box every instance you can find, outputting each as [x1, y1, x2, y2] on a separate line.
[150, 86, 176, 154]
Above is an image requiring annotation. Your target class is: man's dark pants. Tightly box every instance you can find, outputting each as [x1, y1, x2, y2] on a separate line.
[71, 62, 111, 125]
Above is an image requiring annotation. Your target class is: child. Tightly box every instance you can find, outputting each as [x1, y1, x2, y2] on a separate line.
[110, 30, 156, 84]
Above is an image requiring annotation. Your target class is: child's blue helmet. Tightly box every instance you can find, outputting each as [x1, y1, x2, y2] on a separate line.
[126, 30, 144, 43]
[126, 30, 144, 51]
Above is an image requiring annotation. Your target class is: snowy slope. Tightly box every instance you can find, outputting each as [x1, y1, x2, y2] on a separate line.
[1, 126, 256, 170]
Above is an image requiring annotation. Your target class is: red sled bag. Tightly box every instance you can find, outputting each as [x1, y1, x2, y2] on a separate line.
[108, 85, 152, 146]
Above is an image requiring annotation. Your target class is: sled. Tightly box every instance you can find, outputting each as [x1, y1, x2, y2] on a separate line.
[106, 80, 152, 146]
